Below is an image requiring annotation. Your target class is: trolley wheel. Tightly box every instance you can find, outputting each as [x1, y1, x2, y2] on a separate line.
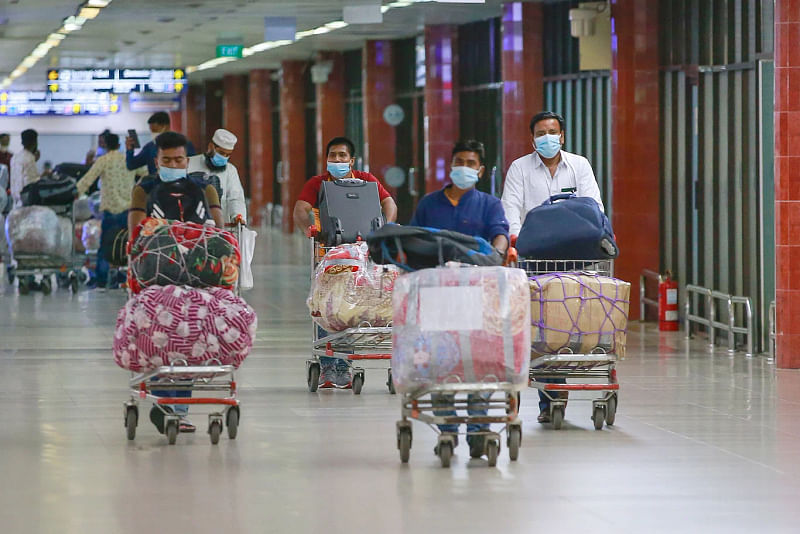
[486, 438, 500, 467]
[352, 373, 364, 395]
[226, 407, 239, 439]
[166, 420, 178, 445]
[387, 369, 396, 395]
[507, 425, 522, 461]
[606, 395, 617, 426]
[125, 407, 138, 441]
[592, 404, 605, 430]
[18, 277, 30, 295]
[437, 440, 453, 468]
[551, 405, 564, 430]
[209, 421, 222, 445]
[70, 274, 79, 294]
[398, 427, 412, 463]
[307, 363, 320, 393]
[40, 277, 52, 295]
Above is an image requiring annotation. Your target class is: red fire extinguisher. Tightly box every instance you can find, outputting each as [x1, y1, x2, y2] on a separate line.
[659, 271, 679, 331]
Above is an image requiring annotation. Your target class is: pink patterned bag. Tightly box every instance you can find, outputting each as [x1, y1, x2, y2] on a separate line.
[113, 285, 257, 372]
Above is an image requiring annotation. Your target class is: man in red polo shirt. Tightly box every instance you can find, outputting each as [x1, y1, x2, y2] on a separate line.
[293, 136, 397, 232]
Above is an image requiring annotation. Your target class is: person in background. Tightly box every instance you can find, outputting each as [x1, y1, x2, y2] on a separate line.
[128, 132, 222, 434]
[408, 139, 509, 460]
[293, 136, 398, 389]
[96, 129, 110, 158]
[9, 129, 40, 209]
[40, 161, 54, 179]
[125, 111, 195, 175]
[76, 133, 147, 290]
[0, 133, 12, 169]
[85, 149, 97, 166]
[187, 128, 247, 224]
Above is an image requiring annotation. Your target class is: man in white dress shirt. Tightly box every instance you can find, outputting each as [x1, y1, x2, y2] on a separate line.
[501, 111, 604, 236]
[501, 111, 605, 425]
[187, 128, 247, 224]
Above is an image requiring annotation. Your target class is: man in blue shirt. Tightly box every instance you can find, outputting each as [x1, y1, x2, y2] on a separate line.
[409, 139, 510, 461]
[410, 140, 509, 256]
[125, 111, 195, 175]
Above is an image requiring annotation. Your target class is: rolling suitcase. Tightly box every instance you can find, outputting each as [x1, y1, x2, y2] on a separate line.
[317, 178, 384, 245]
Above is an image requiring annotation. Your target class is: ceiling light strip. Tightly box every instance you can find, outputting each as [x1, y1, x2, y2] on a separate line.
[1, 1, 114, 88]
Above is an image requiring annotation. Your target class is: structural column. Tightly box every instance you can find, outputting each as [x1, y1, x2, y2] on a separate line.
[424, 25, 459, 194]
[248, 69, 274, 226]
[610, 0, 660, 320]
[223, 74, 249, 195]
[316, 52, 346, 174]
[363, 41, 396, 187]
[202, 79, 223, 154]
[775, 1, 800, 368]
[280, 61, 307, 233]
[501, 2, 543, 173]
[183, 85, 203, 149]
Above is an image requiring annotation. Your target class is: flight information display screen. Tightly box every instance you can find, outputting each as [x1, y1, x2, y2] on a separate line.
[47, 68, 186, 93]
[0, 91, 120, 116]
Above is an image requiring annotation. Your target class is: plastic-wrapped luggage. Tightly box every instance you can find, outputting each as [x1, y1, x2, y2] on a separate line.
[87, 191, 102, 219]
[392, 266, 531, 394]
[307, 242, 399, 332]
[5, 206, 72, 259]
[81, 219, 102, 252]
[529, 273, 630, 358]
[113, 285, 257, 372]
[73, 196, 93, 222]
[128, 218, 240, 294]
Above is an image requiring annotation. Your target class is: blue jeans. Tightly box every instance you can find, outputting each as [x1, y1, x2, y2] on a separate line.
[316, 325, 352, 386]
[95, 210, 127, 287]
[538, 378, 567, 412]
[151, 379, 191, 415]
[433, 392, 491, 440]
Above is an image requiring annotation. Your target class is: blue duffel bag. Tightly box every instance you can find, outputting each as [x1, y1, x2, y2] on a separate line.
[516, 193, 619, 260]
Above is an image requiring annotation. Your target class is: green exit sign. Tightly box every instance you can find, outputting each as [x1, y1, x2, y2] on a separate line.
[216, 44, 244, 58]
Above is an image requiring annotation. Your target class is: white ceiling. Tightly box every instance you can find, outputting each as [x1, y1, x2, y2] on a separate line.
[0, 0, 517, 90]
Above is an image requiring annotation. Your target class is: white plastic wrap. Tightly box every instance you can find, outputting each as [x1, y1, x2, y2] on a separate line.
[307, 242, 399, 332]
[81, 219, 102, 253]
[73, 196, 92, 222]
[88, 191, 102, 219]
[6, 206, 72, 260]
[392, 266, 531, 394]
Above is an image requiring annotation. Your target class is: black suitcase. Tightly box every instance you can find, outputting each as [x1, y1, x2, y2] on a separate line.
[21, 176, 77, 207]
[317, 178, 384, 245]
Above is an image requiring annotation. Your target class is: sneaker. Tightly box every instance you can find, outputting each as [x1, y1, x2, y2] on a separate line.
[334, 367, 353, 388]
[179, 418, 196, 433]
[537, 410, 552, 424]
[318, 380, 336, 389]
[467, 435, 487, 459]
[149, 405, 174, 434]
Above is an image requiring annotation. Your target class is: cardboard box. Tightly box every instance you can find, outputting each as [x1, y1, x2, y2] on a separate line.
[530, 273, 630, 357]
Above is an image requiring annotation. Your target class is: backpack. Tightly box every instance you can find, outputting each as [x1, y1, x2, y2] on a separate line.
[516, 193, 618, 260]
[366, 224, 503, 272]
[21, 176, 77, 207]
[142, 177, 211, 225]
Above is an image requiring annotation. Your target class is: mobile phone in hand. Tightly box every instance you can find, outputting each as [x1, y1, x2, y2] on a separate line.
[127, 129, 140, 149]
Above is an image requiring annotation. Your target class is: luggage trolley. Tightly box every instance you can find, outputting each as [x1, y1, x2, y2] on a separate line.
[306, 235, 394, 395]
[122, 221, 247, 445]
[517, 258, 620, 430]
[7, 204, 81, 294]
[396, 380, 523, 468]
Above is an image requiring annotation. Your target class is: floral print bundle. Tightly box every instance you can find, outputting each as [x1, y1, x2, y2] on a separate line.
[128, 218, 240, 294]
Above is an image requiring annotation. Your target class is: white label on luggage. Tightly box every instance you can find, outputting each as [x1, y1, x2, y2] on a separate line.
[419, 287, 483, 331]
[666, 288, 678, 305]
[665, 310, 678, 321]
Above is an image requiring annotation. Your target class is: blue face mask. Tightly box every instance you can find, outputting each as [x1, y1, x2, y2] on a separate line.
[210, 152, 229, 167]
[450, 166, 480, 190]
[327, 161, 351, 179]
[534, 134, 562, 159]
[159, 166, 187, 183]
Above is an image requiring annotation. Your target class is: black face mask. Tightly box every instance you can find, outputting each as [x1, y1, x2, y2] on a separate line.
[204, 152, 226, 171]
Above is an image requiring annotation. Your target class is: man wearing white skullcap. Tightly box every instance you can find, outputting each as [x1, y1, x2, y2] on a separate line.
[188, 128, 247, 224]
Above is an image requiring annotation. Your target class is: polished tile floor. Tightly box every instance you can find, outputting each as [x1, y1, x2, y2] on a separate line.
[1, 229, 799, 534]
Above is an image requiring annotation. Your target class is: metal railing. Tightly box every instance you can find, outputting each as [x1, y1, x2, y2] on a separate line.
[768, 300, 776, 360]
[684, 284, 754, 356]
[639, 269, 661, 322]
